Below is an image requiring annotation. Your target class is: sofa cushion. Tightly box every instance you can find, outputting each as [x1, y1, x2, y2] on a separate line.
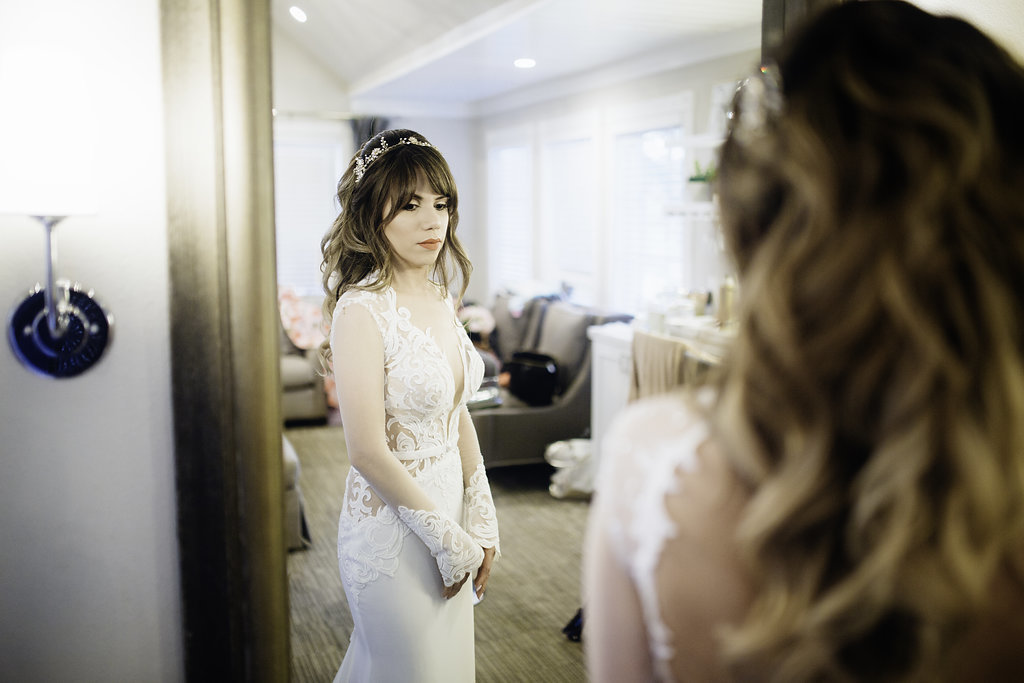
[490, 292, 528, 364]
[491, 292, 559, 365]
[534, 302, 592, 394]
[281, 354, 317, 389]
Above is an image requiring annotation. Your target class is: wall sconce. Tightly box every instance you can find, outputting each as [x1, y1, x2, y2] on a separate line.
[1, 44, 112, 378]
[7, 216, 113, 378]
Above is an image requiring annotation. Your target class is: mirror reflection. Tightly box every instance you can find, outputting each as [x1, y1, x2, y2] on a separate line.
[272, 1, 761, 680]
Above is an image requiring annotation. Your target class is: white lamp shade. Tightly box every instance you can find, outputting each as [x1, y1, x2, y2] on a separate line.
[0, 45, 100, 216]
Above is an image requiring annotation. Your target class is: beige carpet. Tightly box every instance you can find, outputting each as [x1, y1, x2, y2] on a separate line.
[285, 425, 590, 682]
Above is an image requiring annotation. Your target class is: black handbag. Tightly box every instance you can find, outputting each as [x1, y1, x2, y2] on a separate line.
[505, 351, 559, 406]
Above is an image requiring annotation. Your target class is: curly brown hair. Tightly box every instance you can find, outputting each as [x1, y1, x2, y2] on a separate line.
[318, 129, 473, 370]
[713, 2, 1024, 680]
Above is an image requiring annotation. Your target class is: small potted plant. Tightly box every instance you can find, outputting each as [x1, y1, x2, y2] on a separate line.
[687, 160, 715, 202]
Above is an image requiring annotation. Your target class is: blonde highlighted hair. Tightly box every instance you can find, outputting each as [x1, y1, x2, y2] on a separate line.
[713, 2, 1024, 679]
[318, 129, 472, 371]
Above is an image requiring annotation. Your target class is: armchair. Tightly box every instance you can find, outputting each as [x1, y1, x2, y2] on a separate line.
[280, 318, 328, 424]
[278, 289, 329, 424]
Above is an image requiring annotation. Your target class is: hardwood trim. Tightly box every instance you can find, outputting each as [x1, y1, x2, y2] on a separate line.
[161, 0, 289, 679]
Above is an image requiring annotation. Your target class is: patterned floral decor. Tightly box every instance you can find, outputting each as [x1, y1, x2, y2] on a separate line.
[457, 304, 496, 336]
[279, 288, 337, 408]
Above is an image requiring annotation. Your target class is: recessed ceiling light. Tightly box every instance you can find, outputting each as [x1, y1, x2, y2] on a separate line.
[513, 58, 536, 69]
[289, 6, 307, 23]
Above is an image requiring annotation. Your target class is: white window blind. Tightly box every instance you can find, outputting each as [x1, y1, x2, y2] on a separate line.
[541, 137, 598, 303]
[274, 142, 344, 297]
[607, 126, 688, 313]
[486, 144, 534, 293]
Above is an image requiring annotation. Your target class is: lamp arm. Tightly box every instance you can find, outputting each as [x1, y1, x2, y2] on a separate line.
[8, 215, 112, 378]
[35, 215, 69, 338]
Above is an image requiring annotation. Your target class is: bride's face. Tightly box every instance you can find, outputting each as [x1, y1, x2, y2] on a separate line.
[382, 178, 450, 271]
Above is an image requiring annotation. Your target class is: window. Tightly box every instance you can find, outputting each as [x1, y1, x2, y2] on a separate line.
[273, 120, 350, 298]
[486, 137, 534, 293]
[606, 126, 688, 312]
[540, 134, 599, 303]
[274, 143, 344, 296]
[482, 92, 731, 314]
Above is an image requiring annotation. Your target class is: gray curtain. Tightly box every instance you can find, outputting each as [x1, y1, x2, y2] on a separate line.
[351, 116, 390, 151]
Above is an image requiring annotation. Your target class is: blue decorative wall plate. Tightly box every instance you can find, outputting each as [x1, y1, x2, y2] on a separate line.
[8, 282, 113, 379]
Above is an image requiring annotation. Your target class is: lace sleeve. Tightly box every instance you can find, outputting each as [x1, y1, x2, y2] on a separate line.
[593, 394, 708, 563]
[464, 462, 501, 556]
[396, 506, 485, 587]
[457, 405, 501, 557]
[587, 391, 718, 681]
[592, 400, 669, 564]
[584, 398, 691, 683]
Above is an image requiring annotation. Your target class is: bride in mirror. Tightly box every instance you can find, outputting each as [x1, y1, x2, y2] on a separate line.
[319, 129, 500, 681]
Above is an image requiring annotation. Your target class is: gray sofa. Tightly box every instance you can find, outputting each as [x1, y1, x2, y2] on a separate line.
[469, 293, 632, 468]
[280, 323, 328, 424]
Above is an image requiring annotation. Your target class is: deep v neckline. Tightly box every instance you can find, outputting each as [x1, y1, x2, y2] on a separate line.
[389, 289, 468, 422]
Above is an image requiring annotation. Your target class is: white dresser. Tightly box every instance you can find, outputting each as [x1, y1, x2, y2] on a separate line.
[587, 318, 736, 486]
[587, 322, 636, 475]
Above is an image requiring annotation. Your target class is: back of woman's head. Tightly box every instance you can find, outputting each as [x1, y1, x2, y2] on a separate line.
[720, 0, 1024, 274]
[714, 2, 1024, 679]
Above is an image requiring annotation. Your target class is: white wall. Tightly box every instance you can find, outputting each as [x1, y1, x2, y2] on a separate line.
[0, 2, 183, 681]
[914, 0, 1024, 62]
[271, 24, 350, 113]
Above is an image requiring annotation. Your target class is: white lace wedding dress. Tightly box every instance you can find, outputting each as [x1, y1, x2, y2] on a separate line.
[586, 390, 750, 681]
[331, 285, 500, 682]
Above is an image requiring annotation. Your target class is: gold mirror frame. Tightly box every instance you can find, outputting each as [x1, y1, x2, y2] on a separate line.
[162, 0, 289, 679]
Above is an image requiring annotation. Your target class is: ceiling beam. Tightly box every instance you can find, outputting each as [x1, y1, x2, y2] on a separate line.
[349, 0, 550, 96]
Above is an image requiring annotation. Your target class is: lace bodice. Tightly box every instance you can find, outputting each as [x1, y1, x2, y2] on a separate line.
[335, 285, 484, 455]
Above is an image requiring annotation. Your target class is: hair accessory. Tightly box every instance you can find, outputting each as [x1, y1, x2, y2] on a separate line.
[727, 62, 785, 145]
[353, 135, 437, 184]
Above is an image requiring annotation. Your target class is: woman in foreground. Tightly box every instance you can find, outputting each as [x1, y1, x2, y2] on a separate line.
[320, 129, 499, 681]
[584, 2, 1024, 680]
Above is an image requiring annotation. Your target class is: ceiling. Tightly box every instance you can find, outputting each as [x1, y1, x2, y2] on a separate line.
[270, 0, 763, 116]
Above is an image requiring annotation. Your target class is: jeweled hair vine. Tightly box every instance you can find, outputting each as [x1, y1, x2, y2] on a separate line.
[353, 134, 437, 184]
[727, 62, 785, 148]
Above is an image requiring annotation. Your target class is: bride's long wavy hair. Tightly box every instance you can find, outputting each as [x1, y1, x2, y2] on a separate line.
[318, 129, 472, 370]
[712, 2, 1024, 679]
